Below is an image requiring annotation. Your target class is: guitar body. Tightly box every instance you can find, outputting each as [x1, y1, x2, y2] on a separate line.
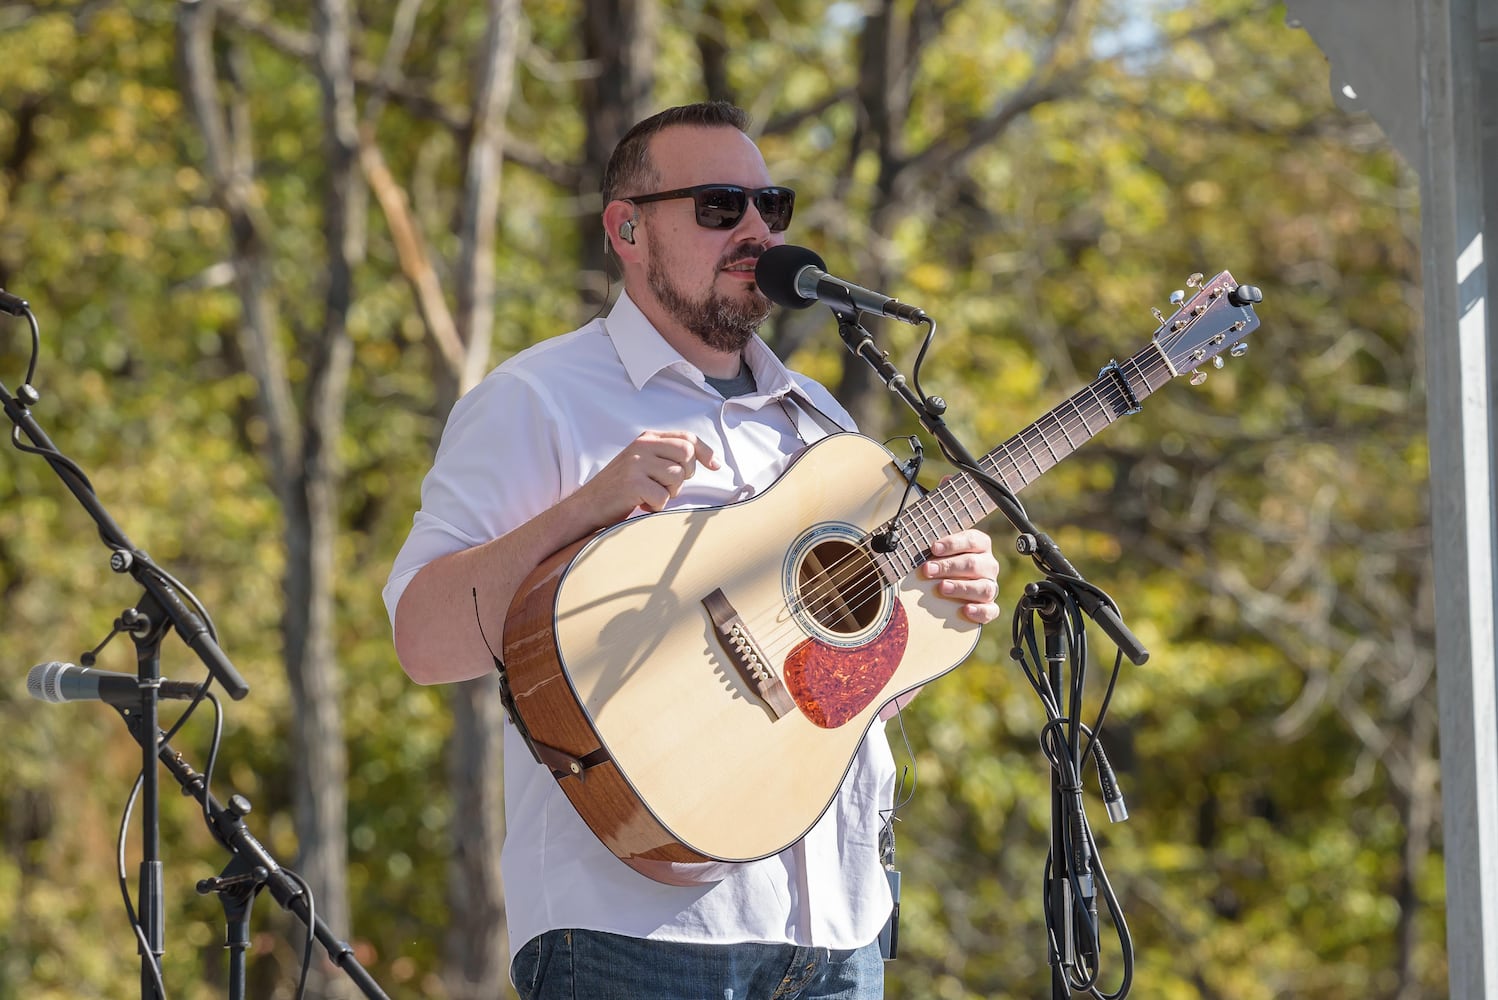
[502, 433, 982, 873]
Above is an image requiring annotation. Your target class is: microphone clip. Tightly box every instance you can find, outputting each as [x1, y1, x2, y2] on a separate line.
[872, 439, 923, 556]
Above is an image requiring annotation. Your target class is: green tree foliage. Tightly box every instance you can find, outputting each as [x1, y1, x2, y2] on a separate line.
[0, 1, 1439, 998]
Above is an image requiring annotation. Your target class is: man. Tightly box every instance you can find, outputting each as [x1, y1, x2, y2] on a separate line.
[385, 102, 1001, 999]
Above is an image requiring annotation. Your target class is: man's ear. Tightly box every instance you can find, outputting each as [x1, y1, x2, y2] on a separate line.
[603, 200, 641, 258]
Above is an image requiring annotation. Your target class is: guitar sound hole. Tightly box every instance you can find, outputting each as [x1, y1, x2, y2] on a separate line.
[796, 540, 884, 637]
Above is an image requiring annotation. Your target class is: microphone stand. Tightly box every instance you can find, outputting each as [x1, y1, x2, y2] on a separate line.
[2, 305, 243, 998]
[122, 599, 170, 1000]
[1020, 581, 1102, 998]
[114, 700, 392, 1000]
[831, 307, 1136, 997]
[2, 302, 388, 998]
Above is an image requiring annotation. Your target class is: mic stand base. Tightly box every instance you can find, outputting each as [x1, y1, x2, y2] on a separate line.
[115, 712, 392, 1000]
[197, 852, 266, 999]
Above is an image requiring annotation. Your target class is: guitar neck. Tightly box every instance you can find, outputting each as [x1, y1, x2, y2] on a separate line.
[874, 341, 1177, 579]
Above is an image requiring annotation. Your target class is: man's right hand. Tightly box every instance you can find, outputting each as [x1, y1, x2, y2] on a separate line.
[570, 430, 721, 530]
[394, 430, 719, 684]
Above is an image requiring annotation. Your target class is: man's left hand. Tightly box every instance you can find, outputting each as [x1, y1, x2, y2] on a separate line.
[922, 528, 1002, 625]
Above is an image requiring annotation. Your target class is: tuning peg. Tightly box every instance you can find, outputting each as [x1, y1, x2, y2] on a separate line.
[1228, 284, 1263, 307]
[1190, 370, 1208, 385]
[1151, 307, 1167, 325]
[1169, 289, 1186, 306]
[1213, 356, 1225, 369]
[1186, 272, 1205, 288]
[1230, 342, 1249, 358]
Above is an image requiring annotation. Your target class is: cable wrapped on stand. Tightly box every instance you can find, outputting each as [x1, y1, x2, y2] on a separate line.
[1013, 580, 1134, 999]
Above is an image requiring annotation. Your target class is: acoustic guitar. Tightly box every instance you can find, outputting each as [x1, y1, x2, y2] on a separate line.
[501, 271, 1262, 882]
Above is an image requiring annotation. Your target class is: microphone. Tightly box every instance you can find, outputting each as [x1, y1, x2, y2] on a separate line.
[26, 661, 205, 706]
[755, 245, 929, 325]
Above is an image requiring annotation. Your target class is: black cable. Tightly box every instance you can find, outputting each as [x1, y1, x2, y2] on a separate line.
[116, 771, 170, 1000]
[112, 691, 218, 1000]
[4, 308, 222, 646]
[908, 316, 940, 417]
[878, 704, 921, 862]
[873, 436, 923, 553]
[285, 869, 318, 1000]
[1012, 584, 1135, 999]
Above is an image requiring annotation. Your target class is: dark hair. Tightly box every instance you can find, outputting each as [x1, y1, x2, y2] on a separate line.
[601, 102, 752, 206]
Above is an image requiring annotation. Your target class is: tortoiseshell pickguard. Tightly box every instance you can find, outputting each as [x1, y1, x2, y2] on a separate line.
[783, 602, 909, 729]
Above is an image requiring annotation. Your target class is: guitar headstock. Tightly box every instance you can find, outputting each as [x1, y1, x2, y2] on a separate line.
[1153, 271, 1263, 384]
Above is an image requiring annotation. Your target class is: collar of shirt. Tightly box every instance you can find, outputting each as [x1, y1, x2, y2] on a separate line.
[606, 290, 816, 410]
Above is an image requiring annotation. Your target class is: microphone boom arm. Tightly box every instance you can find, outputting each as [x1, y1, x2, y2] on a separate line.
[0, 341, 248, 699]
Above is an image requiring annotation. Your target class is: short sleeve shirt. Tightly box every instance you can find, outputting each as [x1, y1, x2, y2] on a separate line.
[384, 292, 896, 966]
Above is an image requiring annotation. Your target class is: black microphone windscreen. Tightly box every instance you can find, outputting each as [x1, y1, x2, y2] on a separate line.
[754, 245, 826, 310]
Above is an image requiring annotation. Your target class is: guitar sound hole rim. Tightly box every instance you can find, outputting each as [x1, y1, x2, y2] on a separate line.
[784, 524, 893, 648]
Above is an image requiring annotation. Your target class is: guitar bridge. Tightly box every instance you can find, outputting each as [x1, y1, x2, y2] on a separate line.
[702, 588, 796, 720]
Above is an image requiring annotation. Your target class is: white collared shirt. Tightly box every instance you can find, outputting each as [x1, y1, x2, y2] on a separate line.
[384, 291, 896, 966]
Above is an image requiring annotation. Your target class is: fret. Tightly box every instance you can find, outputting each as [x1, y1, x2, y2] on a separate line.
[1083, 381, 1111, 426]
[958, 477, 987, 521]
[934, 485, 962, 534]
[1074, 394, 1095, 436]
[1056, 403, 1079, 450]
[1074, 384, 1114, 438]
[930, 492, 953, 537]
[946, 472, 993, 525]
[1139, 345, 1174, 393]
[898, 534, 919, 574]
[1040, 420, 1063, 468]
[1118, 358, 1144, 402]
[978, 451, 1010, 495]
[1034, 417, 1062, 467]
[1016, 433, 1042, 481]
[911, 497, 939, 547]
[875, 549, 901, 585]
[993, 441, 1028, 489]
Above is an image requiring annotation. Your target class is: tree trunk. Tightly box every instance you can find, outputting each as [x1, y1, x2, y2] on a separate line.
[287, 1, 360, 994]
[178, 3, 358, 993]
[578, 0, 658, 313]
[441, 2, 524, 993]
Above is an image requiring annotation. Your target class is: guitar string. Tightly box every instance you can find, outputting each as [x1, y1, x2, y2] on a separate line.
[738, 355, 1167, 657]
[728, 346, 1184, 662]
[789, 324, 1201, 625]
[766, 348, 1168, 626]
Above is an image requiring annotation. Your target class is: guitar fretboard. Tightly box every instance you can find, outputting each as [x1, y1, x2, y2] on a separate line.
[872, 342, 1177, 581]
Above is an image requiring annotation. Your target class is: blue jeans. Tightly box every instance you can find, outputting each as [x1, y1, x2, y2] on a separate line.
[511, 928, 884, 1000]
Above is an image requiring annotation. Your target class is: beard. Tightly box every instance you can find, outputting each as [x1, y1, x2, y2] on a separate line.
[647, 245, 772, 354]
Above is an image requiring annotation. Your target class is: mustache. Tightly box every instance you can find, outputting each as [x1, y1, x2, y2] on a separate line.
[719, 245, 768, 270]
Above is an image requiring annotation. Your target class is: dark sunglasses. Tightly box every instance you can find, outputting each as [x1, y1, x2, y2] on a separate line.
[625, 184, 796, 232]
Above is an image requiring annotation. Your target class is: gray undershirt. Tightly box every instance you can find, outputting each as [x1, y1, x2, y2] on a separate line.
[704, 364, 758, 398]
